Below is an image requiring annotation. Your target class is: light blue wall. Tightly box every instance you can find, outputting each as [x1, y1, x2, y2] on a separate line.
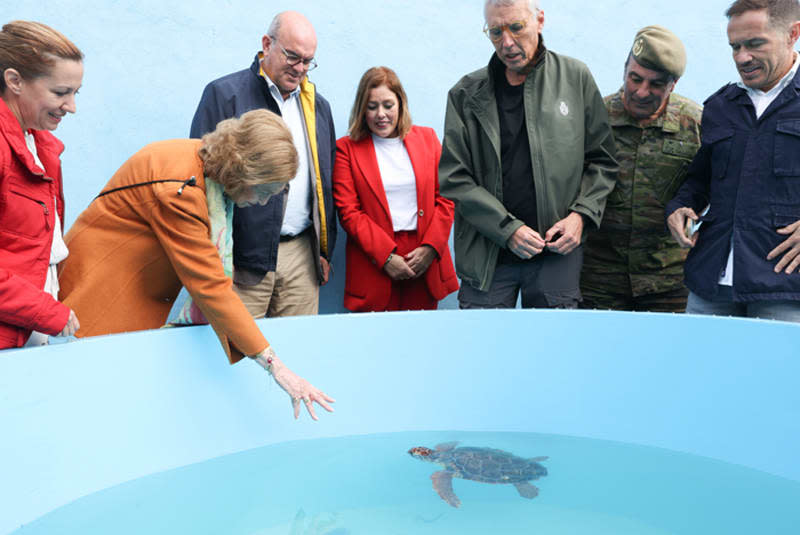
[1, 310, 799, 534]
[2, 0, 737, 312]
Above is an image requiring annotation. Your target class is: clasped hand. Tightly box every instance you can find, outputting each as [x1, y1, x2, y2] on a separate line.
[506, 213, 584, 259]
[384, 245, 436, 280]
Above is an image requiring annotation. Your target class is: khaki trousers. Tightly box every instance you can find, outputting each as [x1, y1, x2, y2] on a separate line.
[233, 230, 319, 319]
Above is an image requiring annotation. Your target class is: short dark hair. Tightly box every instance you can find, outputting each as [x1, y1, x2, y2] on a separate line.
[726, 0, 800, 30]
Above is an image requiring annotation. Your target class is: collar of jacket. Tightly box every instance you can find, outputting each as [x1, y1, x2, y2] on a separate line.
[469, 36, 548, 107]
[607, 88, 681, 134]
[488, 35, 547, 87]
[464, 37, 548, 159]
[721, 65, 800, 106]
[0, 97, 64, 180]
[247, 52, 330, 256]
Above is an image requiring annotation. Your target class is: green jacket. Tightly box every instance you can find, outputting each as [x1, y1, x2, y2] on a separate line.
[582, 90, 702, 296]
[439, 51, 618, 291]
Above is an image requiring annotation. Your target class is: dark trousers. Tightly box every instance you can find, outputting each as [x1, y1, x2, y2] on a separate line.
[580, 272, 688, 313]
[458, 247, 582, 309]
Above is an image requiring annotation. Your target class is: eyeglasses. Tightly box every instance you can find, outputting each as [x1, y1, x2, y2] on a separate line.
[483, 19, 530, 42]
[276, 42, 318, 71]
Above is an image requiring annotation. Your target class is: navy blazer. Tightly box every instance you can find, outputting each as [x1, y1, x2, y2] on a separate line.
[666, 69, 800, 302]
[190, 55, 337, 277]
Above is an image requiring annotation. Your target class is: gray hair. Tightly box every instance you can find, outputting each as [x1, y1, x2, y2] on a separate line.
[267, 12, 283, 39]
[484, 0, 540, 15]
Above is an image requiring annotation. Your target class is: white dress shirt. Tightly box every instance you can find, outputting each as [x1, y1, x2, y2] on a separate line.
[261, 72, 312, 237]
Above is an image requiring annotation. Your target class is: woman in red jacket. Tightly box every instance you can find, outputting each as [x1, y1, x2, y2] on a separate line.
[333, 67, 458, 311]
[0, 21, 83, 348]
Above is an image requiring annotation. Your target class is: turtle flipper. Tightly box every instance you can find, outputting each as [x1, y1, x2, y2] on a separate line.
[431, 471, 460, 508]
[514, 482, 539, 499]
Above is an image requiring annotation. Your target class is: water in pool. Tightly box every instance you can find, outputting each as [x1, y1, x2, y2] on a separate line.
[14, 431, 799, 534]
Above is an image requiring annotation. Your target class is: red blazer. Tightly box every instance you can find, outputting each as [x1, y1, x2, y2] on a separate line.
[333, 125, 458, 311]
[0, 98, 70, 348]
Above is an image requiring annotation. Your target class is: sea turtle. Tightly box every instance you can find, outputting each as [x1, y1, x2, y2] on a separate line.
[408, 442, 548, 508]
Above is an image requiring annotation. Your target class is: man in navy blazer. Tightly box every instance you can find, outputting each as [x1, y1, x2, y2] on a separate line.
[666, 0, 800, 321]
[190, 11, 336, 318]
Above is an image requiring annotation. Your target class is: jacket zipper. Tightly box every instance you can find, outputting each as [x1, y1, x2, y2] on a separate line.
[36, 200, 51, 230]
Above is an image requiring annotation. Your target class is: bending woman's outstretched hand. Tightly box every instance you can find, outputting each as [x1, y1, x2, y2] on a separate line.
[252, 347, 335, 421]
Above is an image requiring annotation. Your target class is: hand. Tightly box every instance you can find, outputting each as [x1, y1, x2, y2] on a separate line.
[768, 219, 800, 274]
[319, 256, 331, 285]
[545, 212, 583, 255]
[404, 245, 437, 278]
[667, 207, 699, 248]
[506, 225, 545, 259]
[58, 309, 80, 337]
[252, 347, 335, 421]
[383, 253, 416, 281]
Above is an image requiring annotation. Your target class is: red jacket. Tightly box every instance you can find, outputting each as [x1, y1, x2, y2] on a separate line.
[0, 98, 70, 348]
[333, 125, 458, 311]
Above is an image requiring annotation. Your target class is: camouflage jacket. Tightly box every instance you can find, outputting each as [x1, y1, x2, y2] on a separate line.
[583, 90, 701, 296]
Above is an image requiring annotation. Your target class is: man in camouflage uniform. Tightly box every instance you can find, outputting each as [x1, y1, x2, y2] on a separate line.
[581, 26, 702, 312]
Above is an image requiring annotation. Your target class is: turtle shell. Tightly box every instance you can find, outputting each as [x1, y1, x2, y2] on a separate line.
[440, 447, 548, 484]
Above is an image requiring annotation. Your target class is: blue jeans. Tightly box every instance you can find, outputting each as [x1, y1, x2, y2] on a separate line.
[686, 286, 800, 323]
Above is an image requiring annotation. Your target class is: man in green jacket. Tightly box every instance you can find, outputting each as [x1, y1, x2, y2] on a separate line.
[439, 0, 618, 308]
[581, 26, 701, 312]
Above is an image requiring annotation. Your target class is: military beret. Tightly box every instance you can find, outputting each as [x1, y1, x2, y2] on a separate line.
[630, 25, 687, 79]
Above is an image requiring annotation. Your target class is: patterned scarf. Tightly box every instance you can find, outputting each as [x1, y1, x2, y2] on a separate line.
[165, 177, 234, 325]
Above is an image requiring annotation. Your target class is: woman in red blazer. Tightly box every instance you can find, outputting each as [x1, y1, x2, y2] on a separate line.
[333, 67, 458, 311]
[0, 21, 83, 349]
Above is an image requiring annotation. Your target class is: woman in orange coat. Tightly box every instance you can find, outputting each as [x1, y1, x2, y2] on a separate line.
[333, 67, 458, 311]
[59, 109, 334, 420]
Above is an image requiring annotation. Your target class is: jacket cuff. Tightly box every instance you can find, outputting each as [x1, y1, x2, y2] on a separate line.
[496, 217, 524, 247]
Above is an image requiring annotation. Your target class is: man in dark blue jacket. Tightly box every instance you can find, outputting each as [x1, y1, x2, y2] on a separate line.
[190, 11, 336, 318]
[666, 0, 800, 321]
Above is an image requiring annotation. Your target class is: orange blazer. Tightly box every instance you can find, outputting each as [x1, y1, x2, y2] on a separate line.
[59, 139, 268, 363]
[333, 125, 458, 311]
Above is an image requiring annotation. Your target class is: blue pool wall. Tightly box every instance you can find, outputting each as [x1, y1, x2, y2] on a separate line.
[1, 310, 799, 533]
[4, 0, 736, 312]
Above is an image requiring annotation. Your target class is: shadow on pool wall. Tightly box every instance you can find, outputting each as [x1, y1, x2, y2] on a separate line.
[0, 309, 798, 533]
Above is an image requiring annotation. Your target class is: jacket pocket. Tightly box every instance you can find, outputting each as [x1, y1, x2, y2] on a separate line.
[702, 128, 734, 181]
[0, 188, 50, 239]
[774, 120, 800, 177]
[657, 160, 690, 206]
[771, 205, 800, 228]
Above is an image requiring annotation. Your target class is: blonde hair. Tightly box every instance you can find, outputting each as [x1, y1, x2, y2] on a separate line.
[348, 66, 412, 142]
[199, 109, 298, 200]
[0, 20, 83, 92]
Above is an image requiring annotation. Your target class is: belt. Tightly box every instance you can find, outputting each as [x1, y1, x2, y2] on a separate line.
[279, 227, 309, 242]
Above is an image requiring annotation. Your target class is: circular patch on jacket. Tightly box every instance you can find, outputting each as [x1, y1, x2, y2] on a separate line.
[559, 101, 569, 116]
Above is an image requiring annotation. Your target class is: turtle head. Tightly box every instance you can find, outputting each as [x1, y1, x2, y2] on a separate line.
[408, 446, 435, 461]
